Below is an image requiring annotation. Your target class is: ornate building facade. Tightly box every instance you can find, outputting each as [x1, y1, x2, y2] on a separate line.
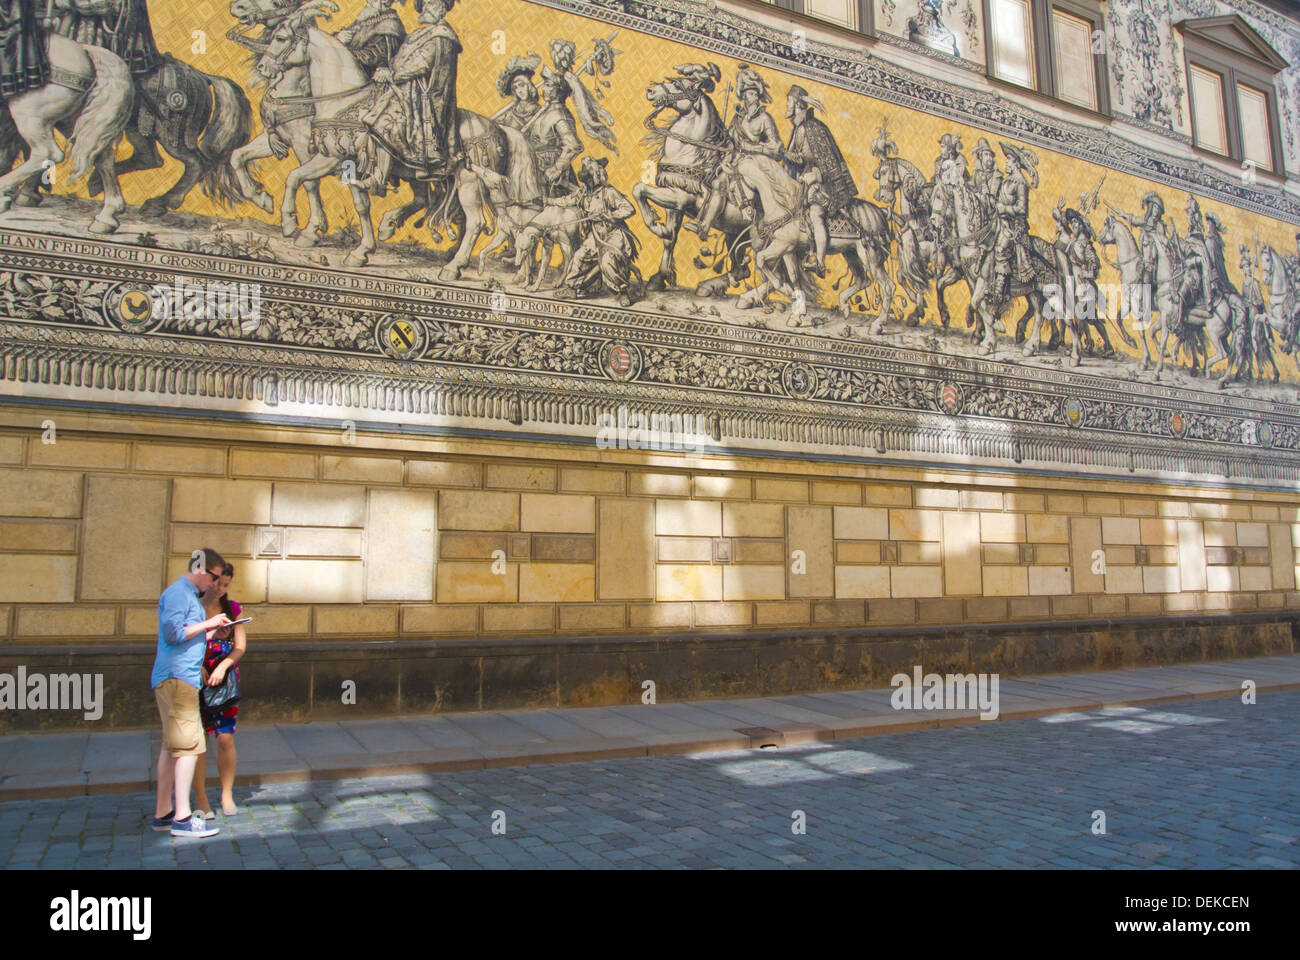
[1, 0, 1298, 727]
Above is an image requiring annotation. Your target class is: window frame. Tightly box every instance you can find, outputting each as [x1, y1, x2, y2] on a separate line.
[766, 0, 876, 41]
[982, 0, 1112, 118]
[1178, 17, 1287, 179]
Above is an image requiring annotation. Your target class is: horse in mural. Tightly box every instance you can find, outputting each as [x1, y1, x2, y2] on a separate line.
[1097, 212, 1180, 373]
[1259, 243, 1300, 372]
[926, 162, 1051, 355]
[871, 151, 943, 327]
[247, 3, 541, 275]
[730, 150, 896, 331]
[0, 34, 133, 235]
[632, 68, 754, 298]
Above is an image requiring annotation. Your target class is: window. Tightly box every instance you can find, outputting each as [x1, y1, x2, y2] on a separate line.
[1179, 16, 1288, 177]
[763, 0, 873, 35]
[983, 0, 1110, 114]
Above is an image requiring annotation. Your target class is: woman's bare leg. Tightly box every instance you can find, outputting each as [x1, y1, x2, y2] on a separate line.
[217, 732, 238, 814]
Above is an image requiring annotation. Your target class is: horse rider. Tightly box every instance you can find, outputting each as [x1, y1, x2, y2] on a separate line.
[784, 84, 858, 279]
[692, 64, 781, 239]
[970, 138, 1001, 218]
[557, 156, 640, 306]
[991, 142, 1039, 307]
[1232, 244, 1267, 381]
[1052, 201, 1100, 316]
[336, 0, 406, 79]
[1175, 194, 1216, 333]
[49, 0, 162, 76]
[1111, 191, 1167, 292]
[491, 55, 541, 130]
[523, 66, 583, 197]
[363, 0, 462, 194]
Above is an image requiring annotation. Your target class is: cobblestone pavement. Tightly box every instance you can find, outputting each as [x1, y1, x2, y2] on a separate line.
[1, 691, 1296, 869]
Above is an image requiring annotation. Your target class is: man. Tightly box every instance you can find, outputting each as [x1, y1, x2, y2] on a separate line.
[152, 548, 232, 839]
[0, 0, 49, 98]
[364, 0, 461, 193]
[784, 84, 858, 279]
[1176, 195, 1215, 333]
[692, 64, 780, 239]
[50, 0, 162, 76]
[992, 142, 1039, 308]
[525, 66, 583, 197]
[1112, 191, 1167, 292]
[970, 138, 1001, 218]
[549, 37, 618, 154]
[557, 156, 640, 306]
[1232, 244, 1266, 382]
[933, 133, 966, 184]
[491, 55, 541, 130]
[336, 0, 406, 79]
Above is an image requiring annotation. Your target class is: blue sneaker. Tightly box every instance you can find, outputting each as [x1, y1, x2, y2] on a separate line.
[151, 811, 174, 832]
[170, 815, 219, 839]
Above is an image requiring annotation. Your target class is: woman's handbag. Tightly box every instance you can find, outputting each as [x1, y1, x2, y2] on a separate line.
[200, 665, 240, 719]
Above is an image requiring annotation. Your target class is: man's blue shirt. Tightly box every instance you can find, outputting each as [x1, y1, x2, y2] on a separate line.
[151, 577, 206, 688]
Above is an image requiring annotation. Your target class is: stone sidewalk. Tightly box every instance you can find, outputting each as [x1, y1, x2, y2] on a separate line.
[3, 655, 1298, 802]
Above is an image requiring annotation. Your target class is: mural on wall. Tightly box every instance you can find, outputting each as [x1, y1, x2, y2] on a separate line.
[2, 0, 1300, 482]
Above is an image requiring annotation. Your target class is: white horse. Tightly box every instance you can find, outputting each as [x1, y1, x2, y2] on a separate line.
[0, 34, 133, 235]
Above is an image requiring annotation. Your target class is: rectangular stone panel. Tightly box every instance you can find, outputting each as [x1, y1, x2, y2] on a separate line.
[170, 524, 254, 558]
[15, 606, 116, 638]
[0, 555, 78, 603]
[657, 537, 711, 562]
[694, 602, 751, 626]
[891, 566, 943, 598]
[0, 468, 83, 518]
[532, 535, 596, 562]
[436, 561, 518, 603]
[788, 505, 832, 598]
[734, 539, 785, 563]
[0, 520, 77, 553]
[81, 476, 169, 601]
[834, 506, 888, 540]
[983, 566, 1029, 597]
[558, 604, 626, 632]
[134, 442, 226, 475]
[656, 500, 721, 537]
[285, 527, 364, 557]
[835, 566, 890, 598]
[630, 473, 689, 497]
[694, 475, 750, 500]
[559, 468, 625, 495]
[29, 438, 128, 470]
[484, 465, 555, 490]
[321, 455, 403, 484]
[1026, 514, 1069, 543]
[628, 602, 690, 630]
[268, 559, 364, 604]
[268, 482, 366, 528]
[482, 604, 553, 633]
[315, 606, 399, 635]
[723, 502, 785, 538]
[598, 499, 654, 600]
[1070, 516, 1104, 593]
[836, 541, 879, 564]
[521, 493, 595, 533]
[1270, 524, 1296, 592]
[401, 605, 478, 634]
[943, 512, 981, 596]
[890, 509, 942, 542]
[231, 449, 316, 480]
[754, 479, 808, 502]
[366, 488, 436, 602]
[722, 565, 785, 601]
[981, 512, 1025, 543]
[172, 478, 270, 525]
[1028, 566, 1071, 595]
[439, 533, 507, 559]
[811, 481, 860, 504]
[406, 460, 481, 488]
[520, 563, 595, 603]
[438, 490, 519, 531]
[656, 564, 722, 602]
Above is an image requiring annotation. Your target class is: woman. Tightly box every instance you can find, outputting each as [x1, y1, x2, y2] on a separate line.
[193, 563, 247, 817]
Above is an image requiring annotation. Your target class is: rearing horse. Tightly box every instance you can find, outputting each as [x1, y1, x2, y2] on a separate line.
[632, 71, 752, 297]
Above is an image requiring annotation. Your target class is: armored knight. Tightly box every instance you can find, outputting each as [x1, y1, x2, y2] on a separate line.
[336, 0, 406, 78]
[1175, 195, 1215, 333]
[784, 84, 858, 279]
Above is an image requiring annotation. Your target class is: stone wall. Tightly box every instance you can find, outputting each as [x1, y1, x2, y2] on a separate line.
[3, 407, 1299, 647]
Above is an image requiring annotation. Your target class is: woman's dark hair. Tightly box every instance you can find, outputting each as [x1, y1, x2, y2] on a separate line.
[219, 563, 236, 619]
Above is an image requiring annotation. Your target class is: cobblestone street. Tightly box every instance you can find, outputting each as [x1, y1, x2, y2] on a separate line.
[1, 691, 1296, 870]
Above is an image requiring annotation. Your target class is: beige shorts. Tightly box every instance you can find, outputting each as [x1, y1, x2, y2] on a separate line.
[154, 678, 206, 757]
